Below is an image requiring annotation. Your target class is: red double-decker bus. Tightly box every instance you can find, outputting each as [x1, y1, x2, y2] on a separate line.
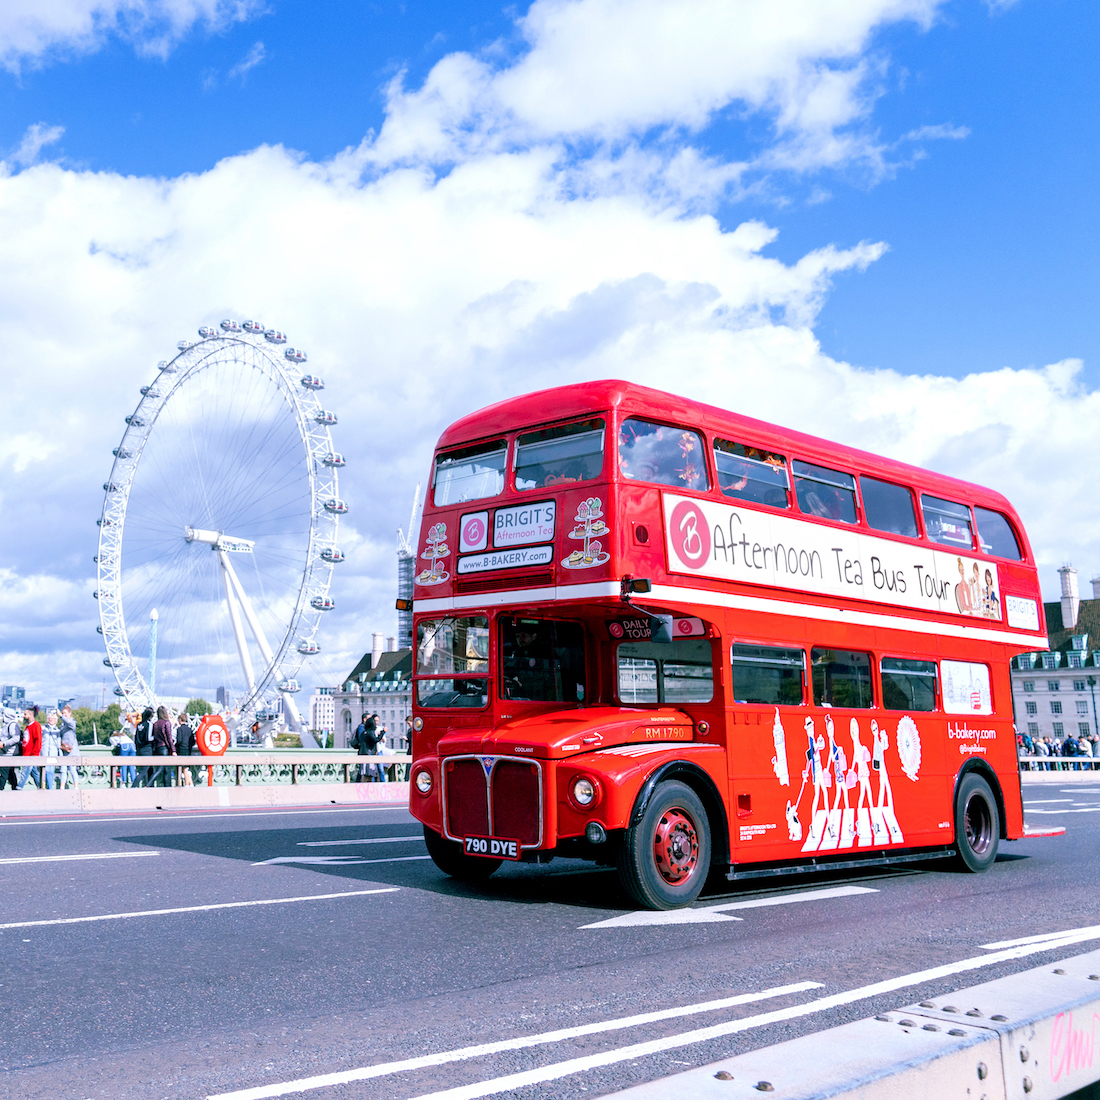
[406, 380, 1053, 909]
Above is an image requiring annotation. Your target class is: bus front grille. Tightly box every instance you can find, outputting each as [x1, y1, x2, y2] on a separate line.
[443, 755, 543, 848]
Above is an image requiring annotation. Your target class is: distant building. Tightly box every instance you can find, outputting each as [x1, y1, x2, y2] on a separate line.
[333, 649, 412, 749]
[309, 687, 336, 739]
[216, 686, 228, 706]
[1011, 566, 1100, 742]
[2, 686, 25, 709]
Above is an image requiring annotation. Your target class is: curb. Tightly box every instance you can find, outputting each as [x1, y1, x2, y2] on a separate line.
[598, 947, 1100, 1100]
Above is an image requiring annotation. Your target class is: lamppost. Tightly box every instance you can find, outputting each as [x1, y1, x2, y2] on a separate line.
[1089, 676, 1098, 767]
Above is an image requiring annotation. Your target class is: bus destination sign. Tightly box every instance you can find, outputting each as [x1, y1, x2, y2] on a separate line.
[662, 492, 1016, 626]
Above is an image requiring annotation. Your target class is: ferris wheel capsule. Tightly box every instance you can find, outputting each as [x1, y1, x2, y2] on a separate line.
[285, 348, 307, 364]
[324, 499, 348, 515]
[220, 319, 241, 333]
[126, 415, 144, 426]
[198, 326, 217, 338]
[322, 453, 345, 468]
[242, 320, 265, 334]
[159, 360, 176, 373]
[311, 595, 335, 611]
[297, 639, 320, 655]
[277, 678, 301, 693]
[177, 340, 194, 351]
[264, 330, 287, 344]
[140, 386, 160, 397]
[104, 482, 119, 493]
[315, 410, 337, 426]
[320, 547, 344, 563]
[113, 447, 131, 459]
[114, 686, 125, 696]
[300, 375, 324, 390]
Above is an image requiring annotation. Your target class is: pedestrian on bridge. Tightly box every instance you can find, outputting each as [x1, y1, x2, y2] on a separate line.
[16, 706, 42, 790]
[149, 706, 176, 786]
[1, 707, 21, 790]
[41, 710, 61, 790]
[59, 705, 80, 789]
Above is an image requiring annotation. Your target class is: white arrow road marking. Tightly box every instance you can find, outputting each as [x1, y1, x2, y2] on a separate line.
[0, 851, 159, 865]
[0, 888, 399, 931]
[253, 855, 432, 866]
[206, 980, 822, 1100]
[297, 836, 424, 846]
[981, 925, 1100, 950]
[581, 884, 878, 928]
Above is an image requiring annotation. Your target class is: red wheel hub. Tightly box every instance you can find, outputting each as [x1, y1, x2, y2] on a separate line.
[652, 807, 699, 884]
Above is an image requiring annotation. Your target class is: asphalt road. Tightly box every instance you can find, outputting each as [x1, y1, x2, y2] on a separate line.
[1, 778, 1098, 1100]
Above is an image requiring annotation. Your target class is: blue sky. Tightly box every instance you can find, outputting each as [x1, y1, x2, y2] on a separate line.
[2, 0, 1098, 705]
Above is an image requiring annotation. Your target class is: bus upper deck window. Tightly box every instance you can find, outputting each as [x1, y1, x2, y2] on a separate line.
[432, 440, 507, 506]
[793, 461, 858, 524]
[514, 419, 605, 490]
[861, 476, 918, 537]
[974, 507, 1023, 560]
[618, 418, 708, 491]
[811, 648, 873, 708]
[921, 495, 974, 548]
[714, 440, 789, 508]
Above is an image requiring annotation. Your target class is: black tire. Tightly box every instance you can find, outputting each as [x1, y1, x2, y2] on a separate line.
[617, 780, 711, 910]
[955, 773, 1000, 873]
[423, 826, 502, 880]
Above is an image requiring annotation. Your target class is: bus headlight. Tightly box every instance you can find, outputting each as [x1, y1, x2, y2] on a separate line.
[412, 716, 423, 731]
[572, 776, 597, 807]
[414, 769, 433, 794]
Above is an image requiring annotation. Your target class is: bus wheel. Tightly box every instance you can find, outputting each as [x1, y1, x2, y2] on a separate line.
[618, 781, 710, 910]
[423, 826, 502, 880]
[955, 773, 1000, 873]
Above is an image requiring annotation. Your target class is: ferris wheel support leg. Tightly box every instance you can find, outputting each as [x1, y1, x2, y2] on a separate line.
[220, 551, 315, 745]
[218, 551, 257, 695]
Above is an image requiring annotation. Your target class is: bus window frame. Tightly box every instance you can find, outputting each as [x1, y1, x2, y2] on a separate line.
[512, 417, 607, 492]
[730, 642, 807, 706]
[791, 458, 863, 527]
[615, 413, 713, 493]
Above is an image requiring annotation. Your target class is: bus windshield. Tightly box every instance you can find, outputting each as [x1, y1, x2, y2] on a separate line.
[500, 618, 587, 703]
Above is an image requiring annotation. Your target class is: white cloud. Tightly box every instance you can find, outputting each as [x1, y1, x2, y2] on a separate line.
[0, 0, 1086, 705]
[6, 121, 65, 168]
[226, 39, 263, 81]
[0, 0, 259, 70]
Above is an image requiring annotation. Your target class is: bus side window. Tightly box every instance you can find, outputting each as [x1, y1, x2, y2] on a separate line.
[618, 418, 709, 491]
[811, 648, 873, 708]
[940, 660, 993, 715]
[713, 440, 789, 508]
[617, 640, 713, 704]
[881, 657, 937, 711]
[792, 461, 858, 524]
[921, 494, 974, 548]
[861, 476, 918, 537]
[731, 643, 805, 704]
[974, 507, 1023, 561]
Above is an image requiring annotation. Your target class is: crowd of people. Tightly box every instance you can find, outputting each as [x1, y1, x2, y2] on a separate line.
[107, 706, 203, 787]
[1, 704, 81, 790]
[351, 712, 411, 782]
[1018, 729, 1100, 769]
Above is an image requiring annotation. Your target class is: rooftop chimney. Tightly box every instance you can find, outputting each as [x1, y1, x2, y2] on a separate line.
[1060, 564, 1080, 630]
[386, 636, 397, 652]
[371, 632, 384, 668]
[1092, 576, 1100, 600]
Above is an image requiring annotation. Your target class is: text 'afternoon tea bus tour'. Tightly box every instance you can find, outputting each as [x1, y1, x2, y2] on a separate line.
[403, 380, 1056, 910]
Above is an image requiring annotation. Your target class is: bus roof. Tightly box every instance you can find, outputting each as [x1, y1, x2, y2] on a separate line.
[435, 379, 1020, 517]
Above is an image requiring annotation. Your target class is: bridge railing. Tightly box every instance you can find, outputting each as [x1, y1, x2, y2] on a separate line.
[1018, 754, 1100, 771]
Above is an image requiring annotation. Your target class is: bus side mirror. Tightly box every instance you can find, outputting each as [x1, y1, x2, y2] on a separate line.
[649, 614, 674, 643]
[620, 576, 652, 600]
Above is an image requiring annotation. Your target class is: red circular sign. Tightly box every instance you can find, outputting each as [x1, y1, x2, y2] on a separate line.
[195, 714, 230, 756]
[608, 622, 624, 639]
[669, 501, 710, 570]
[462, 517, 485, 546]
[676, 618, 693, 635]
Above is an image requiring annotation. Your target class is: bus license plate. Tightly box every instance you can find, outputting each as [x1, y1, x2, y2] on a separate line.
[464, 835, 520, 860]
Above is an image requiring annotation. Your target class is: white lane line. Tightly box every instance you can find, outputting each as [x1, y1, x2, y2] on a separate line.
[981, 925, 1100, 951]
[581, 885, 878, 928]
[253, 855, 432, 866]
[403, 927, 1100, 1100]
[1023, 799, 1074, 804]
[0, 888, 398, 931]
[297, 836, 424, 846]
[0, 805, 400, 826]
[1025, 807, 1100, 814]
[0, 851, 159, 866]
[205, 981, 823, 1100]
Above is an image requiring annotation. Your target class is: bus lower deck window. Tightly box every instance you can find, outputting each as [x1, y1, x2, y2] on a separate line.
[881, 657, 937, 711]
[811, 648, 873, 708]
[732, 643, 805, 705]
[618, 418, 708, 491]
[617, 639, 713, 704]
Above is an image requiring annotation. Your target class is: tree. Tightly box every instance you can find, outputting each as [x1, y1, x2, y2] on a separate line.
[186, 698, 212, 716]
[72, 702, 122, 745]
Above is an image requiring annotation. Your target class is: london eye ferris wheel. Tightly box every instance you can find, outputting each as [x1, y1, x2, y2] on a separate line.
[94, 320, 346, 738]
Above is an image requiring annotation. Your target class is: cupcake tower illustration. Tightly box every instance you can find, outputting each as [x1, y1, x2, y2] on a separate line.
[416, 522, 450, 585]
[562, 497, 610, 568]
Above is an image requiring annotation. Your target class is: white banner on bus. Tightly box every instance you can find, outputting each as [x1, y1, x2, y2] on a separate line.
[662, 492, 1004, 624]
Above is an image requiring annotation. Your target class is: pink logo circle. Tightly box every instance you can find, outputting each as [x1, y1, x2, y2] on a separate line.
[609, 622, 624, 639]
[669, 501, 710, 570]
[462, 518, 485, 546]
[676, 618, 692, 635]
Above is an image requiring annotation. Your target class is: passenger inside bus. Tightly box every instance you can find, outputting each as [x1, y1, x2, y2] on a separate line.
[714, 440, 789, 508]
[793, 461, 858, 524]
[514, 420, 605, 490]
[500, 618, 587, 703]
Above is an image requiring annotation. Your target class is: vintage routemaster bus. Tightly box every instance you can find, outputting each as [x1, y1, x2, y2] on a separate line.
[405, 380, 1055, 909]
